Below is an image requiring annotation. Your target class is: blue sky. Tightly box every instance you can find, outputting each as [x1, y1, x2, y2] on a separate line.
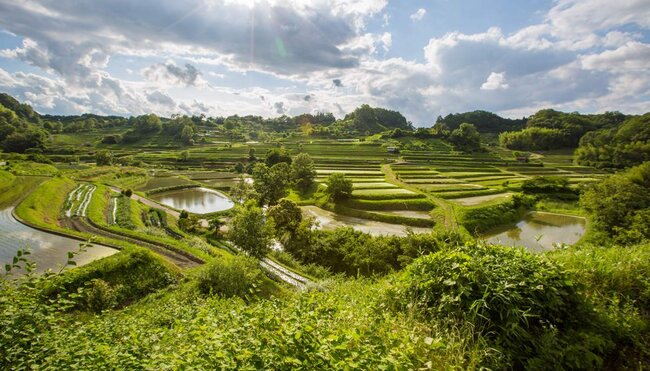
[0, 0, 648, 126]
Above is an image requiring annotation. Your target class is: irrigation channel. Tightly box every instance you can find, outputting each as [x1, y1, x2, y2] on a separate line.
[483, 211, 586, 252]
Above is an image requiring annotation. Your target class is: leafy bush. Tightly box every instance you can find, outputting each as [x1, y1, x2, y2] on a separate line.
[521, 176, 573, 194]
[50, 248, 180, 308]
[324, 173, 352, 201]
[549, 243, 650, 368]
[393, 243, 609, 369]
[84, 279, 118, 313]
[461, 194, 534, 234]
[581, 162, 650, 244]
[196, 256, 263, 298]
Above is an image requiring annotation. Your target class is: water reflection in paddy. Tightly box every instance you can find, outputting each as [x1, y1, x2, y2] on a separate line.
[151, 187, 234, 214]
[301, 206, 431, 237]
[0, 208, 117, 272]
[484, 211, 586, 252]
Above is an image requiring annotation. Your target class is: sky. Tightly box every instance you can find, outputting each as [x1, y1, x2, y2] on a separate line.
[0, 0, 648, 126]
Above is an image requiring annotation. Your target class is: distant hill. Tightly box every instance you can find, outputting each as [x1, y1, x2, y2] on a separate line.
[499, 109, 632, 151]
[435, 110, 526, 134]
[334, 104, 413, 134]
[0, 93, 42, 125]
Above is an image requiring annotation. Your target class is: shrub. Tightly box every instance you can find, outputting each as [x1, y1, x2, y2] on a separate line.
[393, 243, 609, 369]
[461, 194, 534, 234]
[324, 173, 352, 201]
[84, 279, 117, 313]
[196, 256, 263, 298]
[521, 176, 573, 194]
[50, 248, 180, 309]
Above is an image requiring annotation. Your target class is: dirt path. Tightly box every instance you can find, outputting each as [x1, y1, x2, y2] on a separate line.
[381, 163, 459, 231]
[62, 216, 202, 269]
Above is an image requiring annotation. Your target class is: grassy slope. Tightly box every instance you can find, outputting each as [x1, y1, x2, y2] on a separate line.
[85, 184, 216, 262]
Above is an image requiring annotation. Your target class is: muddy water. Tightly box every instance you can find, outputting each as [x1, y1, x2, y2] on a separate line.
[302, 206, 431, 237]
[151, 187, 234, 214]
[484, 211, 586, 252]
[0, 208, 117, 272]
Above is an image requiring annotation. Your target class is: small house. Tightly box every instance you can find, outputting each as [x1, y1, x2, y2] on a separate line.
[387, 147, 400, 154]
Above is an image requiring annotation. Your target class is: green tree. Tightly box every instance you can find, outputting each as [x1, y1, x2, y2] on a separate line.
[581, 162, 650, 243]
[231, 176, 255, 203]
[133, 114, 162, 133]
[448, 123, 481, 151]
[265, 148, 292, 166]
[252, 162, 290, 206]
[95, 150, 113, 166]
[227, 201, 273, 259]
[180, 125, 194, 144]
[1, 130, 47, 153]
[180, 150, 190, 161]
[291, 153, 316, 191]
[267, 199, 303, 238]
[325, 173, 353, 201]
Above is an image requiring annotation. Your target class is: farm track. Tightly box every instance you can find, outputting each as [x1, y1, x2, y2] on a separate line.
[62, 216, 202, 269]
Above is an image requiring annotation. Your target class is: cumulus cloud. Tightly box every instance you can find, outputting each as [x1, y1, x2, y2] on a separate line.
[481, 72, 509, 90]
[0, 0, 387, 75]
[410, 8, 426, 22]
[0, 0, 648, 124]
[143, 62, 202, 86]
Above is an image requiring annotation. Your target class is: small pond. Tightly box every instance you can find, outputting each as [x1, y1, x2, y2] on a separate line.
[0, 208, 117, 272]
[483, 211, 586, 252]
[151, 187, 234, 214]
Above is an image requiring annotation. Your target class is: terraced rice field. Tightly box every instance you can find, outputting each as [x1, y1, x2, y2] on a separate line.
[392, 144, 607, 206]
[137, 176, 196, 192]
[64, 183, 96, 217]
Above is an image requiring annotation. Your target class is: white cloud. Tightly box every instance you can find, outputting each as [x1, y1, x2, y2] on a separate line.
[581, 42, 650, 72]
[410, 8, 426, 22]
[0, 0, 649, 124]
[481, 72, 509, 90]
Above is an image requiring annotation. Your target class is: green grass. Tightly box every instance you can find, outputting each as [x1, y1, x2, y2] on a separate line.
[0, 173, 45, 208]
[137, 176, 196, 192]
[15, 177, 77, 230]
[352, 188, 416, 196]
[343, 198, 435, 211]
[5, 161, 60, 176]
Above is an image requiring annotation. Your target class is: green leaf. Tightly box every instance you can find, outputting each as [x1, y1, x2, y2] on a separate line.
[5, 264, 11, 272]
[67, 251, 74, 259]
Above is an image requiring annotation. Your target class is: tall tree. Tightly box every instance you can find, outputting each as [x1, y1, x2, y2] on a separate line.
[291, 153, 316, 191]
[449, 123, 481, 152]
[325, 173, 353, 201]
[252, 162, 290, 205]
[227, 201, 273, 259]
